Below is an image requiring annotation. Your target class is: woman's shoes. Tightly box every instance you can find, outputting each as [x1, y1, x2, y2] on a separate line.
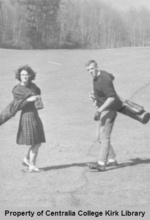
[22, 157, 30, 167]
[22, 158, 40, 172]
[29, 165, 40, 172]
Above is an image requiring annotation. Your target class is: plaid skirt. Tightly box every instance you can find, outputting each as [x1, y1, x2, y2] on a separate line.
[17, 110, 46, 146]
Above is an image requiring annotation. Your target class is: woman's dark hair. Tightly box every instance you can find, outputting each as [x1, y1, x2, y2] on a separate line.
[15, 65, 36, 81]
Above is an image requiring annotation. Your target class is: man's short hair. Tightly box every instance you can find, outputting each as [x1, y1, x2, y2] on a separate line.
[86, 60, 97, 67]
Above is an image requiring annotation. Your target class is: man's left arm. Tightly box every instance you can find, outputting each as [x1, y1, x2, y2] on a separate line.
[94, 97, 115, 120]
[97, 97, 115, 113]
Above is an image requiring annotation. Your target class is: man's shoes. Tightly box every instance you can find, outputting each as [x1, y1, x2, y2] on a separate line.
[22, 157, 30, 167]
[87, 160, 118, 170]
[88, 162, 106, 171]
[140, 111, 150, 124]
[86, 162, 98, 168]
[29, 165, 40, 172]
[106, 160, 118, 167]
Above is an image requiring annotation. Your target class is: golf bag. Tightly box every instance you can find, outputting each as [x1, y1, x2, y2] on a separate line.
[118, 99, 150, 124]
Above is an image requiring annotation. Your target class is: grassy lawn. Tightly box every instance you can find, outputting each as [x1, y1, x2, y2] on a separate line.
[0, 47, 150, 208]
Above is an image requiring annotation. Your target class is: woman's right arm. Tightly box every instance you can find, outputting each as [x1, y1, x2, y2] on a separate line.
[27, 96, 39, 102]
[18, 96, 39, 110]
[12, 87, 38, 110]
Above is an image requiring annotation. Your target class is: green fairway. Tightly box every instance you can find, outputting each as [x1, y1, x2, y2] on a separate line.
[0, 48, 150, 208]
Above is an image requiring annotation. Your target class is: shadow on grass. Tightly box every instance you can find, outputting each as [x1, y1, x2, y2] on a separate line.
[113, 157, 150, 169]
[40, 158, 150, 172]
[91, 158, 150, 172]
[41, 162, 86, 172]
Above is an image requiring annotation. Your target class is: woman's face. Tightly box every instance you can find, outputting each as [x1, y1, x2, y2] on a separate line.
[20, 70, 30, 84]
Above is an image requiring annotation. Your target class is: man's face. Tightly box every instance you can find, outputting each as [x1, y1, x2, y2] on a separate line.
[87, 62, 98, 79]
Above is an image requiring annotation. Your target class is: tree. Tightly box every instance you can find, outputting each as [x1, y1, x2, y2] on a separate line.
[21, 0, 42, 49]
[39, 0, 60, 48]
[0, 0, 3, 46]
[0, 0, 150, 49]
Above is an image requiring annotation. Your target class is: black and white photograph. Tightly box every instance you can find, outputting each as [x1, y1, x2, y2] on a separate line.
[0, 0, 150, 218]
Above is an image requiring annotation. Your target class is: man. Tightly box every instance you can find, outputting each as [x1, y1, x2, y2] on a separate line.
[86, 60, 150, 171]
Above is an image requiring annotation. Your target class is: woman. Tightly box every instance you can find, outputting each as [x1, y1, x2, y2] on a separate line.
[13, 65, 46, 172]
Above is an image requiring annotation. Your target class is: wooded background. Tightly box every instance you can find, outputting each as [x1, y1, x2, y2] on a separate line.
[0, 0, 150, 49]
